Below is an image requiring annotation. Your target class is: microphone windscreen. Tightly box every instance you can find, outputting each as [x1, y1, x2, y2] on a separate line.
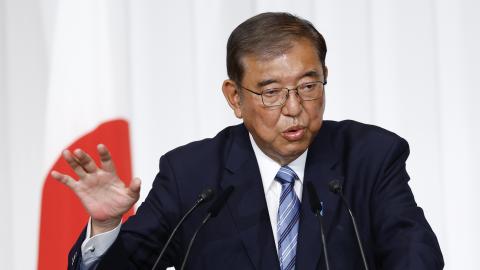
[199, 188, 215, 202]
[306, 181, 322, 213]
[328, 179, 342, 194]
[208, 186, 234, 217]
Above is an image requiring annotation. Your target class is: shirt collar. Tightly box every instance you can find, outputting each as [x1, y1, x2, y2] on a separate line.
[249, 133, 307, 192]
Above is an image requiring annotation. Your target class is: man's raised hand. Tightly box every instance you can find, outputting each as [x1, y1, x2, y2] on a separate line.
[51, 144, 140, 235]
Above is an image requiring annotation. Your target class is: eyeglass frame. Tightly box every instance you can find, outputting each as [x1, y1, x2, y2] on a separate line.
[235, 80, 327, 108]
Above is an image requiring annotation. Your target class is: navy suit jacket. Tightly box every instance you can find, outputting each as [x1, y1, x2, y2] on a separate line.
[68, 120, 443, 269]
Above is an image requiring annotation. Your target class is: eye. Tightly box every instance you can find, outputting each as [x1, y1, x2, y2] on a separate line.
[262, 88, 282, 97]
[300, 82, 317, 92]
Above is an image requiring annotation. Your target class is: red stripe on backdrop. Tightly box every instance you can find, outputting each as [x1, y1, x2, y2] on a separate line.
[38, 119, 135, 270]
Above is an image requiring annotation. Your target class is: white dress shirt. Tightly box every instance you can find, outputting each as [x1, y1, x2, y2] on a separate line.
[80, 133, 308, 265]
[248, 134, 307, 252]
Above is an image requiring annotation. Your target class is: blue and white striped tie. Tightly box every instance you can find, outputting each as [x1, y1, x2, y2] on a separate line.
[276, 166, 300, 270]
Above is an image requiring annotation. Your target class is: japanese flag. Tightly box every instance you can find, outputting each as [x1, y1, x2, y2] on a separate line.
[38, 1, 134, 269]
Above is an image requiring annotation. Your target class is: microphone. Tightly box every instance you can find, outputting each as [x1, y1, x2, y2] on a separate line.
[180, 186, 234, 270]
[305, 182, 330, 270]
[328, 180, 369, 270]
[151, 188, 215, 270]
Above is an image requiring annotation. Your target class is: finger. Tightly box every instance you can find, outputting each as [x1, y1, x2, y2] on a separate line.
[97, 144, 116, 173]
[73, 148, 99, 173]
[127, 177, 141, 199]
[62, 150, 87, 177]
[51, 170, 77, 190]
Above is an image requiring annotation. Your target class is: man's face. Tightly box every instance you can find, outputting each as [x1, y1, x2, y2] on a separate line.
[222, 39, 327, 165]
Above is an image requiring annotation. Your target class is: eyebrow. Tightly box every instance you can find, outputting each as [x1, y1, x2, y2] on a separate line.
[255, 70, 321, 88]
[256, 79, 278, 88]
[301, 70, 321, 79]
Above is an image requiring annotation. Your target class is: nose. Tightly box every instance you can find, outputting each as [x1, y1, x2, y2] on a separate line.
[281, 90, 302, 116]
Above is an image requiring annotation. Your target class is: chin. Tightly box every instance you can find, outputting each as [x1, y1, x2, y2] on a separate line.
[281, 144, 308, 158]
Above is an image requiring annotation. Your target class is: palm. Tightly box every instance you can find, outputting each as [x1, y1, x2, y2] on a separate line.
[51, 144, 141, 223]
[74, 170, 135, 221]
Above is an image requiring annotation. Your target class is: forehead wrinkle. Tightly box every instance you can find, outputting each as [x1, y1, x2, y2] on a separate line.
[245, 63, 322, 89]
[256, 70, 320, 89]
[240, 40, 323, 87]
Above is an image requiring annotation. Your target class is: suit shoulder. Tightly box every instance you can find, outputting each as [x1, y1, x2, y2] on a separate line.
[325, 119, 406, 143]
[161, 124, 241, 163]
[323, 120, 409, 156]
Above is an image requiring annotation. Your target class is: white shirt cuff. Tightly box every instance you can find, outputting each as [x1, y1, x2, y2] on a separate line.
[80, 218, 122, 266]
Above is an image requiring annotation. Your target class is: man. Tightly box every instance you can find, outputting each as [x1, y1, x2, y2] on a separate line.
[52, 12, 444, 269]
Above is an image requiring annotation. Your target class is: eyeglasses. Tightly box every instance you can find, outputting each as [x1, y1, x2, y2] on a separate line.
[237, 80, 327, 107]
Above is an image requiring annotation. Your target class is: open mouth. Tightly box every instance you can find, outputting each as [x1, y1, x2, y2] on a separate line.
[281, 126, 306, 141]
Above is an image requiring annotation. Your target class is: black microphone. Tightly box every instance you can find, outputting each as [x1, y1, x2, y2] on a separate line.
[180, 186, 234, 270]
[151, 188, 215, 270]
[305, 182, 331, 270]
[328, 180, 369, 270]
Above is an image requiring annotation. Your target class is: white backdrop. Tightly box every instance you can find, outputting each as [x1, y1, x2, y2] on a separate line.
[1, 0, 479, 269]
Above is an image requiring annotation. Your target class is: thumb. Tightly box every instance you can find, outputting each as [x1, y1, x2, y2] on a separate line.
[128, 177, 141, 198]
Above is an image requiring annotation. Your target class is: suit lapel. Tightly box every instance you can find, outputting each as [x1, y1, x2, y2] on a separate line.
[220, 125, 279, 270]
[219, 123, 345, 270]
[296, 122, 345, 270]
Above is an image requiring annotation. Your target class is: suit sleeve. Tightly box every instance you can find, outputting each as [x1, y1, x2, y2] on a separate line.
[68, 227, 87, 270]
[66, 154, 183, 270]
[371, 137, 444, 269]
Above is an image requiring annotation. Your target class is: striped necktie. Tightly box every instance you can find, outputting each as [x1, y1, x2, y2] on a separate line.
[276, 166, 301, 270]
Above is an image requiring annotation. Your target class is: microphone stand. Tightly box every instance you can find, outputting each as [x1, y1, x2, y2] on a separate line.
[329, 180, 369, 270]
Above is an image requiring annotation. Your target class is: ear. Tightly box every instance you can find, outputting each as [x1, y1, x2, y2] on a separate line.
[222, 79, 243, 119]
[323, 65, 329, 82]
